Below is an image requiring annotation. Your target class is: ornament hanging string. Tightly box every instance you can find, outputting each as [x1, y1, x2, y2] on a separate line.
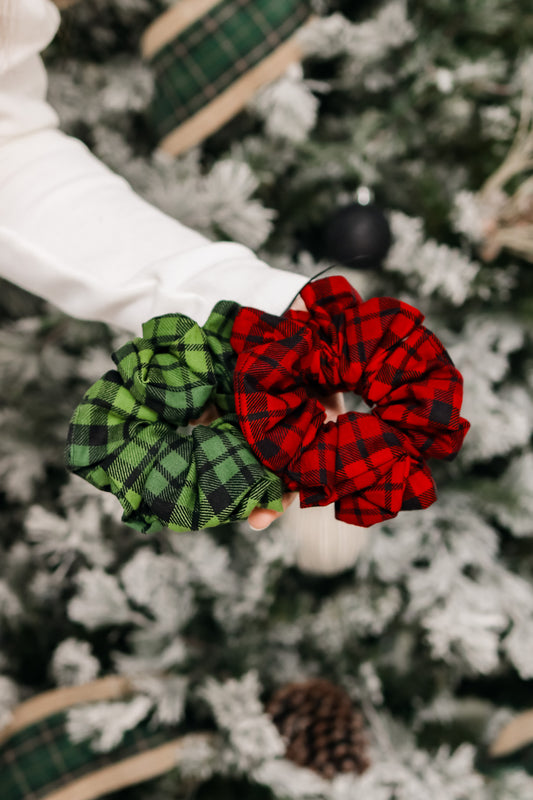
[284, 257, 372, 312]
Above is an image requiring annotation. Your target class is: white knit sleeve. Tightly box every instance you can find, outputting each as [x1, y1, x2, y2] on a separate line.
[0, 0, 305, 333]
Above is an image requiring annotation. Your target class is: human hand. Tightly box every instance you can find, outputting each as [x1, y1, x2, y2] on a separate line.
[191, 391, 345, 530]
[191, 294, 346, 531]
[247, 389, 346, 530]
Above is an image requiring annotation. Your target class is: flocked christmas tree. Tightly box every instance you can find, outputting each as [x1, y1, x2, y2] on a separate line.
[2, 1, 533, 798]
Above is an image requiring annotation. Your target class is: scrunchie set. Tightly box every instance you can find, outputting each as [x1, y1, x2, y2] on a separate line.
[66, 277, 470, 532]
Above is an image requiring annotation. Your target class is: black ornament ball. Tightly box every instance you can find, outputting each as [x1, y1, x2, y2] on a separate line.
[323, 202, 392, 268]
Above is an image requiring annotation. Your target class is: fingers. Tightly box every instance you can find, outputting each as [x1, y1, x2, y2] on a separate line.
[322, 392, 346, 423]
[290, 294, 308, 312]
[189, 402, 220, 426]
[248, 492, 298, 531]
[291, 295, 346, 425]
[195, 295, 342, 529]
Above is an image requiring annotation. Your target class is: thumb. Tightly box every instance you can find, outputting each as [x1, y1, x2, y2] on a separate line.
[248, 492, 298, 531]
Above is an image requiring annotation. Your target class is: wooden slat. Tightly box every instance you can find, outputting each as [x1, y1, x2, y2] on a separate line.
[41, 733, 211, 800]
[0, 676, 133, 746]
[158, 26, 309, 157]
[141, 0, 224, 59]
[489, 709, 533, 757]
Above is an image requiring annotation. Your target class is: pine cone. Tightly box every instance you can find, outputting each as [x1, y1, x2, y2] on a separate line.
[266, 679, 370, 780]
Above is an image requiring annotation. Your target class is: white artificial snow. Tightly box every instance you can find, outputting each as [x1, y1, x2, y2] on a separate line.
[51, 639, 100, 687]
[66, 694, 154, 753]
[68, 568, 141, 630]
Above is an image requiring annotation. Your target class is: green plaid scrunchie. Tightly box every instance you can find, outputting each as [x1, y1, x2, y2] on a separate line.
[66, 302, 284, 533]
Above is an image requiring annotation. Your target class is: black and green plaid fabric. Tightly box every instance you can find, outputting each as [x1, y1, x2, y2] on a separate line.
[147, 0, 311, 140]
[1, 710, 179, 800]
[66, 301, 284, 533]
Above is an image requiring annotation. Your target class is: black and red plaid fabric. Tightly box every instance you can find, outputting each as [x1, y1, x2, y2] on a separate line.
[231, 276, 470, 527]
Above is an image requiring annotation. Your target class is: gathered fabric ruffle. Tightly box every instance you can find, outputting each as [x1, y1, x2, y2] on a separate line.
[231, 276, 470, 527]
[66, 303, 284, 533]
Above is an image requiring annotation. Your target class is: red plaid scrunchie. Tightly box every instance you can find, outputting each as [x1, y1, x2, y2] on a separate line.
[230, 276, 470, 527]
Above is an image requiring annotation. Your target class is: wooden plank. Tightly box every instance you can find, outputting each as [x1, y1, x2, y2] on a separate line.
[0, 676, 133, 745]
[158, 27, 309, 156]
[41, 734, 211, 800]
[489, 709, 533, 757]
[141, 0, 224, 59]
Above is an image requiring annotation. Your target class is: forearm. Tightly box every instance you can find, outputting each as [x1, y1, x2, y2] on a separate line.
[0, 127, 305, 332]
[0, 0, 306, 333]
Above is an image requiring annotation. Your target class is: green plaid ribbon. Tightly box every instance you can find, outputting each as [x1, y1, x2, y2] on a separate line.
[147, 0, 311, 140]
[1, 711, 178, 800]
[66, 302, 284, 533]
